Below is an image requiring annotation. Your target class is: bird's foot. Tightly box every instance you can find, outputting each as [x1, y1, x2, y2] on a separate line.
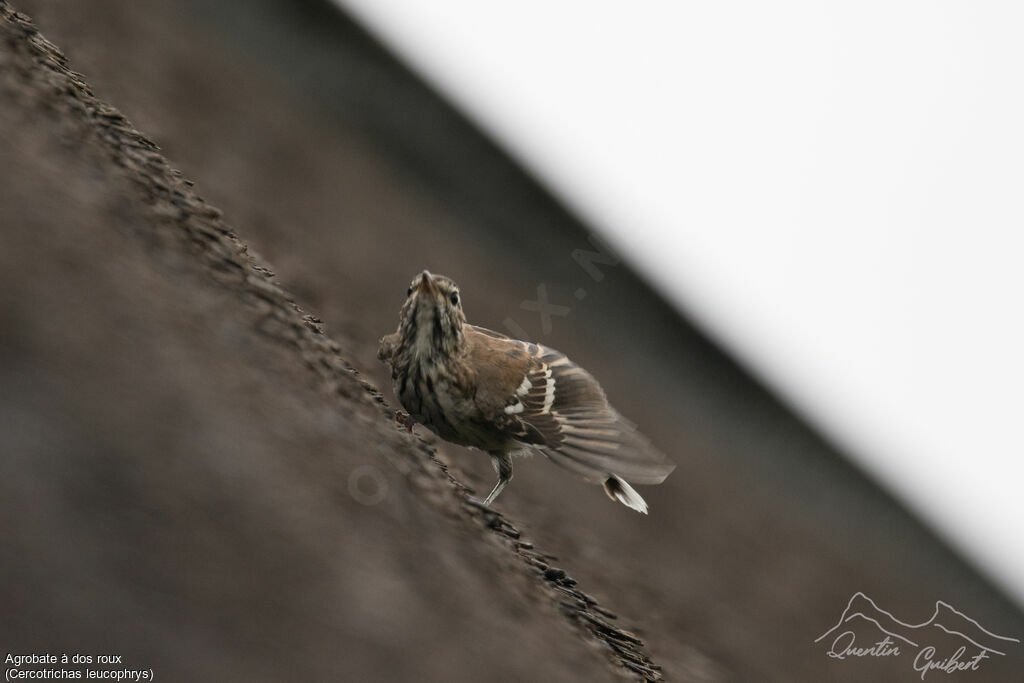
[394, 410, 415, 433]
[465, 496, 520, 537]
[465, 497, 500, 513]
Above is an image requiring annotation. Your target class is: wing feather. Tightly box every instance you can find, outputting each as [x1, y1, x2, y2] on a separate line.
[467, 326, 674, 485]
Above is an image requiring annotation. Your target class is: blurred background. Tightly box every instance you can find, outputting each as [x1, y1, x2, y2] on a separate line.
[3, 0, 1022, 680]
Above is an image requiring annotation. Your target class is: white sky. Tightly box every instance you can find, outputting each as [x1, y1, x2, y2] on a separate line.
[336, 0, 1024, 608]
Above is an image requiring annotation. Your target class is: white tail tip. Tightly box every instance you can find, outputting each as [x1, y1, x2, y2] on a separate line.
[603, 475, 648, 514]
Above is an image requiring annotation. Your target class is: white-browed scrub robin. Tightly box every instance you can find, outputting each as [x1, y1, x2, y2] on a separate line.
[378, 271, 675, 513]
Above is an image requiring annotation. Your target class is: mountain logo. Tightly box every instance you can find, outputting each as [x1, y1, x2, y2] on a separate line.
[815, 592, 1020, 678]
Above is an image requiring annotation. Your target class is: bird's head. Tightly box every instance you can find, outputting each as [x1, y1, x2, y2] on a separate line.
[398, 270, 466, 358]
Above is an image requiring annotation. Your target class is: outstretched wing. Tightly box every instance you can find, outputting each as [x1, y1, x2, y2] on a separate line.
[467, 326, 675, 485]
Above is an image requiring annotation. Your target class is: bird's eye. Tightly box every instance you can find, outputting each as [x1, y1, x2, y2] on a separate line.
[407, 286, 413, 297]
[450, 292, 460, 306]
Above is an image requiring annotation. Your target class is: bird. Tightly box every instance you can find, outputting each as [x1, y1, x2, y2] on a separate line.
[377, 270, 675, 513]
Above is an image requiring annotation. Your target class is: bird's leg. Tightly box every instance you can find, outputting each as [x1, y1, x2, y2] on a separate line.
[481, 451, 513, 507]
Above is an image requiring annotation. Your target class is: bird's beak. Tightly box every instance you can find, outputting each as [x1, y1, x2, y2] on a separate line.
[416, 270, 438, 296]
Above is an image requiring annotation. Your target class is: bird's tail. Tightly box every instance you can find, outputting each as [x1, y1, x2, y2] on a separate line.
[602, 474, 648, 514]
